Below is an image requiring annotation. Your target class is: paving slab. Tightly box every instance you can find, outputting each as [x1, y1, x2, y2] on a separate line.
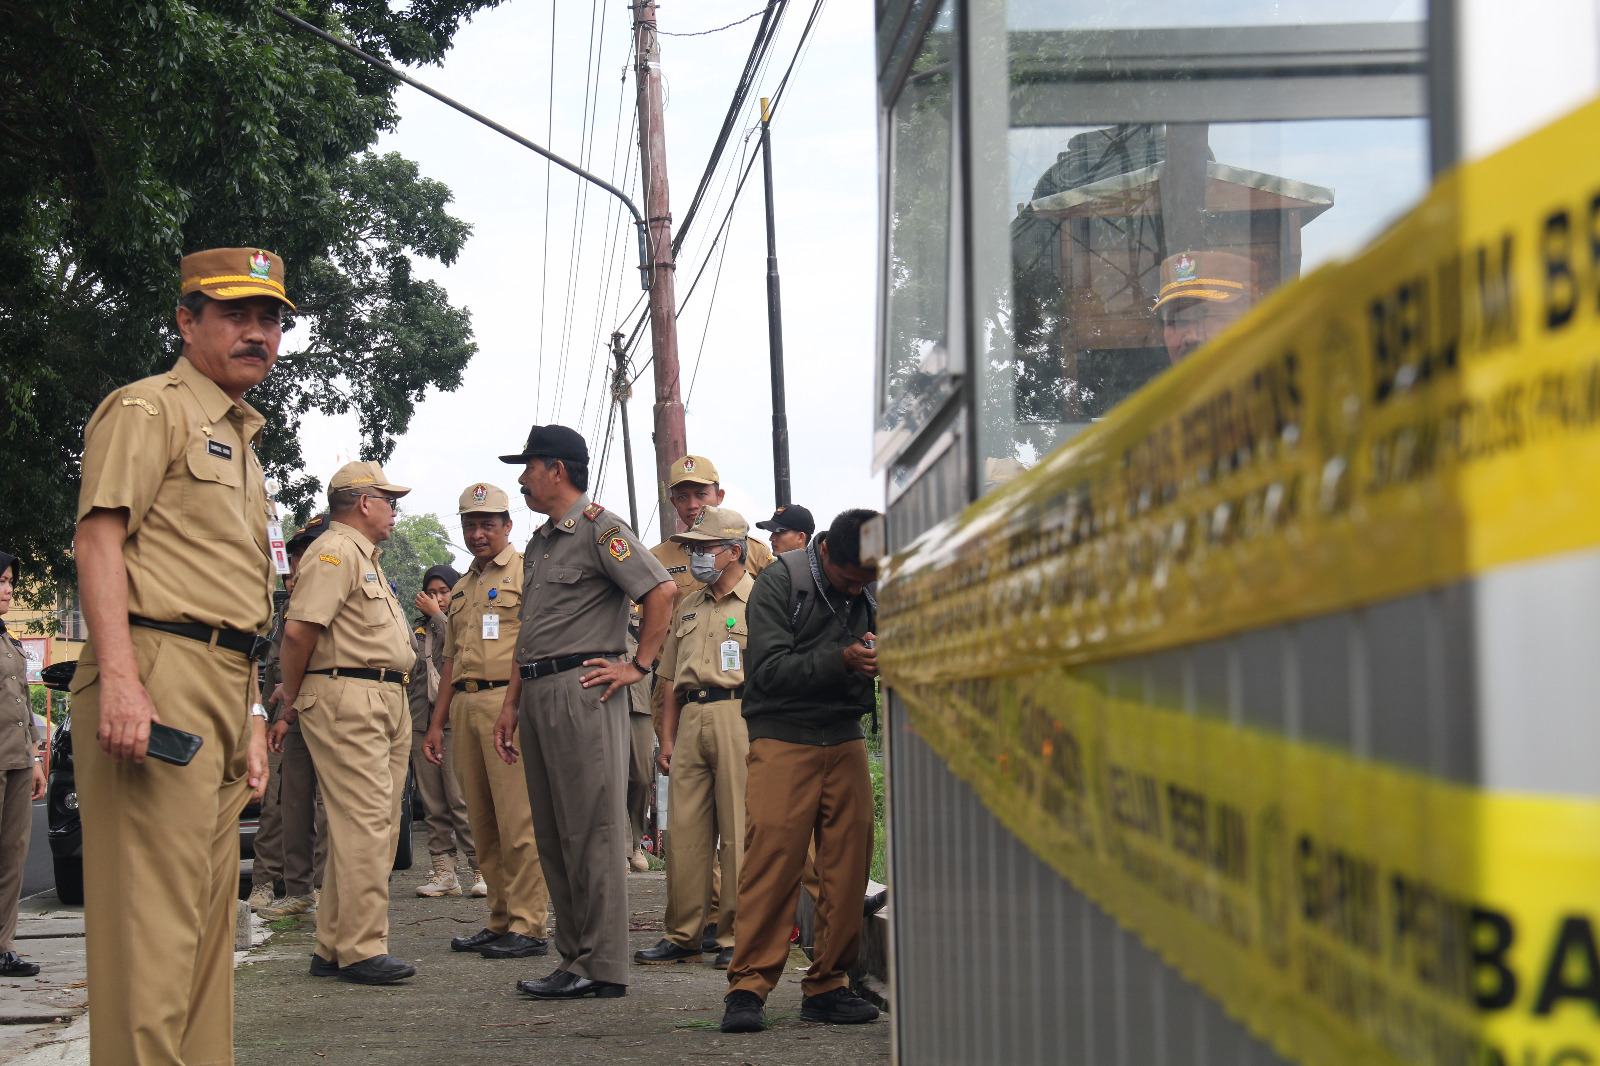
[234, 834, 892, 1066]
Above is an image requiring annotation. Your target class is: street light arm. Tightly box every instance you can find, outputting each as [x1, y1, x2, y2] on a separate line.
[271, 6, 651, 289]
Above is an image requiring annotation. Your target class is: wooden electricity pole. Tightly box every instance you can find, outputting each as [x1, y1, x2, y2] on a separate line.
[632, 0, 686, 541]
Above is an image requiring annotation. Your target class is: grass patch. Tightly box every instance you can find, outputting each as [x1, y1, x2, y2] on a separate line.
[268, 917, 301, 932]
[866, 727, 886, 884]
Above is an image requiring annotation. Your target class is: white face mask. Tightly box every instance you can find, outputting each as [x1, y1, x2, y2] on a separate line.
[688, 548, 724, 584]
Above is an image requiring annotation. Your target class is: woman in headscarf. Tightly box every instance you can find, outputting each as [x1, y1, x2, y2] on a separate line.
[408, 563, 481, 898]
[0, 551, 46, 976]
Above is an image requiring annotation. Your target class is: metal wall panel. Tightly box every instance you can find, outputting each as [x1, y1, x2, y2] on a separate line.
[888, 715, 1290, 1066]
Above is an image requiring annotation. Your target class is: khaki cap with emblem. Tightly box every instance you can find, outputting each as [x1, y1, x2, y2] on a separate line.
[668, 455, 719, 487]
[180, 247, 295, 309]
[670, 506, 749, 544]
[458, 482, 511, 514]
[1152, 250, 1255, 314]
[328, 460, 411, 499]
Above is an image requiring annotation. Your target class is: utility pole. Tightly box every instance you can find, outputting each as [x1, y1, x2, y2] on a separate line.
[759, 97, 792, 507]
[610, 331, 641, 535]
[633, 0, 686, 540]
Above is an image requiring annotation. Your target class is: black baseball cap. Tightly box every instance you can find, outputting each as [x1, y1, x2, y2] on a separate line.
[755, 504, 815, 536]
[500, 424, 589, 466]
[286, 513, 330, 556]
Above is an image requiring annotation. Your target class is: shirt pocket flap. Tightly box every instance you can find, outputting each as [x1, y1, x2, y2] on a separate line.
[185, 443, 242, 488]
[674, 616, 698, 638]
[549, 567, 583, 584]
[487, 584, 521, 609]
[360, 580, 387, 599]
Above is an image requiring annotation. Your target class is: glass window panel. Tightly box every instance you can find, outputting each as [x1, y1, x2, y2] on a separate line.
[878, 2, 958, 468]
[975, 3, 1429, 493]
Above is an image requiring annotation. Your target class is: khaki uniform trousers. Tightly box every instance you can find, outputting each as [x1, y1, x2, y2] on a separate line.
[297, 675, 409, 967]
[249, 747, 284, 889]
[626, 710, 653, 854]
[450, 687, 547, 936]
[73, 629, 252, 1065]
[727, 737, 873, 1002]
[410, 727, 474, 858]
[663, 699, 748, 949]
[519, 668, 629, 985]
[0, 767, 34, 953]
[278, 727, 326, 896]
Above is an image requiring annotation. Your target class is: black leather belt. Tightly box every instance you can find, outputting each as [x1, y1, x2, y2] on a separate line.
[519, 653, 611, 680]
[453, 678, 509, 692]
[129, 615, 271, 662]
[682, 686, 744, 704]
[307, 666, 409, 686]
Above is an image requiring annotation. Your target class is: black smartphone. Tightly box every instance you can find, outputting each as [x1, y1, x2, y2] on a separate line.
[146, 722, 203, 766]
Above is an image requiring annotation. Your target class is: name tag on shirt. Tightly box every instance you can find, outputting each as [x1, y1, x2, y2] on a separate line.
[206, 440, 233, 460]
[266, 520, 290, 575]
[720, 640, 741, 672]
[482, 613, 500, 640]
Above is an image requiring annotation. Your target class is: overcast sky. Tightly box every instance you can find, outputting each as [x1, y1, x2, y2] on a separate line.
[293, 0, 881, 564]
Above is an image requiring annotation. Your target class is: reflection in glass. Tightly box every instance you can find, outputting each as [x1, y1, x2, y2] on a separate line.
[976, 16, 1429, 492]
[878, 3, 956, 467]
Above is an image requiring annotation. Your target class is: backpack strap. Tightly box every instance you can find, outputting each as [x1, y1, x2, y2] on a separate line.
[779, 549, 817, 633]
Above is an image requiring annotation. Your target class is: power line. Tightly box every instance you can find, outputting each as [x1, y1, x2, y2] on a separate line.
[658, 8, 768, 36]
[671, 1, 788, 258]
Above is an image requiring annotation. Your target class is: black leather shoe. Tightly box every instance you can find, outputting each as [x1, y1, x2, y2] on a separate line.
[713, 946, 734, 970]
[308, 953, 338, 978]
[801, 986, 880, 1024]
[0, 951, 39, 977]
[863, 888, 889, 918]
[721, 989, 766, 1033]
[451, 927, 505, 952]
[517, 968, 574, 996]
[480, 932, 548, 959]
[701, 922, 718, 953]
[338, 954, 416, 985]
[525, 975, 626, 1000]
[633, 938, 702, 965]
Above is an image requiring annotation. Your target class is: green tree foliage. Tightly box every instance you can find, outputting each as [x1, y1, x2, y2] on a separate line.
[0, 0, 502, 600]
[382, 513, 456, 623]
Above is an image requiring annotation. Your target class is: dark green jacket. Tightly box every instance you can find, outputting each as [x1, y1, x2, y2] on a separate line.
[742, 535, 876, 746]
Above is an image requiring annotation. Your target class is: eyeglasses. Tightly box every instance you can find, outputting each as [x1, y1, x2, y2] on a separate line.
[354, 493, 400, 513]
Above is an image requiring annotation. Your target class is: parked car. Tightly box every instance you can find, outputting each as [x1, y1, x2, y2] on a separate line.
[39, 660, 415, 906]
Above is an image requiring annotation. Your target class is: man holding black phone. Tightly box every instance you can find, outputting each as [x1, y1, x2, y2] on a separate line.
[72, 248, 286, 1064]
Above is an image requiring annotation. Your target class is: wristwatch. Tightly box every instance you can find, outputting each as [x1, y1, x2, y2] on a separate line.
[250, 703, 268, 720]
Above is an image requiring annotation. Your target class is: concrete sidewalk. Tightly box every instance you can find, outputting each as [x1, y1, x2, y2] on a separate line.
[0, 896, 87, 1066]
[234, 843, 891, 1065]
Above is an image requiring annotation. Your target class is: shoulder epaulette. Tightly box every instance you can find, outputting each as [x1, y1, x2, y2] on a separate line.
[582, 502, 604, 520]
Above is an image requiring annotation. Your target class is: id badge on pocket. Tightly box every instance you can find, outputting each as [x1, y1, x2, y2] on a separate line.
[482, 613, 500, 640]
[720, 639, 741, 672]
[266, 519, 290, 575]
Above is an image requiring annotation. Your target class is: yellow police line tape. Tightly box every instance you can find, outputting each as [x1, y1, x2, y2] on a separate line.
[878, 96, 1600, 1064]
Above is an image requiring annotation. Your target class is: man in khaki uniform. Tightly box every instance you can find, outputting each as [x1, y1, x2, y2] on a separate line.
[275, 461, 416, 984]
[71, 247, 284, 1063]
[490, 425, 674, 1000]
[646, 455, 772, 944]
[633, 507, 753, 971]
[423, 483, 551, 960]
[262, 515, 329, 920]
[408, 563, 478, 897]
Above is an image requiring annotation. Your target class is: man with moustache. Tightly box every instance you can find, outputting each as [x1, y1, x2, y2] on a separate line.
[492, 425, 674, 1000]
[274, 461, 417, 985]
[423, 483, 551, 961]
[71, 247, 283, 1063]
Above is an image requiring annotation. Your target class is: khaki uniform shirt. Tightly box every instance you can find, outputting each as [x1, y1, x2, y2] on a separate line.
[515, 495, 670, 662]
[444, 543, 522, 682]
[408, 613, 446, 730]
[76, 356, 274, 633]
[286, 522, 413, 673]
[649, 536, 772, 611]
[0, 631, 40, 770]
[658, 573, 753, 693]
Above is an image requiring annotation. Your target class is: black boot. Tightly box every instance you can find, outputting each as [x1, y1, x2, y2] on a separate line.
[721, 990, 766, 1033]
